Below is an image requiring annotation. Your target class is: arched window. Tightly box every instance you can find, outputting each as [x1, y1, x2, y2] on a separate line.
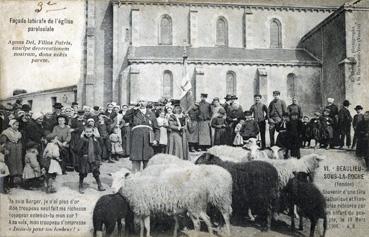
[287, 73, 296, 98]
[270, 18, 282, 48]
[226, 71, 236, 95]
[163, 70, 173, 98]
[216, 16, 228, 47]
[159, 15, 172, 45]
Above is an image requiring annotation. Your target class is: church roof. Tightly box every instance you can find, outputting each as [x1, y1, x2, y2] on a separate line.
[114, 0, 351, 8]
[128, 46, 321, 66]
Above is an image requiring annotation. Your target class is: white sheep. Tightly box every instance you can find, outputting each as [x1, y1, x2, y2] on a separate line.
[145, 154, 232, 236]
[111, 166, 215, 237]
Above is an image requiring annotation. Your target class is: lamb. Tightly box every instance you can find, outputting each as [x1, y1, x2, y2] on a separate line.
[144, 157, 232, 236]
[195, 153, 279, 231]
[92, 193, 134, 237]
[111, 166, 216, 237]
[284, 172, 327, 237]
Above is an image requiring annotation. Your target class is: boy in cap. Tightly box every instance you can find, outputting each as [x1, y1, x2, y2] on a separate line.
[268, 91, 287, 146]
[338, 100, 352, 149]
[286, 112, 303, 158]
[75, 125, 105, 193]
[352, 105, 364, 150]
[211, 107, 227, 145]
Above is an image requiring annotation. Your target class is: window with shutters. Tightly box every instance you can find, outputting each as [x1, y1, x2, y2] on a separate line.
[287, 73, 296, 98]
[163, 70, 173, 98]
[270, 18, 282, 48]
[216, 17, 228, 47]
[226, 71, 236, 95]
[159, 15, 172, 45]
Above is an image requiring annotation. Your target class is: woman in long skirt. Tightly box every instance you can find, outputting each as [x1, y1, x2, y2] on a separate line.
[0, 119, 23, 187]
[167, 106, 189, 160]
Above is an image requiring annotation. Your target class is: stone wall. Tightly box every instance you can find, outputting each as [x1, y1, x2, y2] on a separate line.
[126, 63, 321, 115]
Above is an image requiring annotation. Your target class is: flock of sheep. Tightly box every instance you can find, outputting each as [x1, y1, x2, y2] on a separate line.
[93, 138, 328, 237]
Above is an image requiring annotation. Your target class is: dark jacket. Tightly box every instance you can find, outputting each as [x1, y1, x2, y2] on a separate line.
[198, 101, 212, 121]
[338, 107, 352, 128]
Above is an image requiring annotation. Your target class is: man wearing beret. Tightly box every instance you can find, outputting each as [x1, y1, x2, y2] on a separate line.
[338, 100, 352, 149]
[268, 91, 287, 146]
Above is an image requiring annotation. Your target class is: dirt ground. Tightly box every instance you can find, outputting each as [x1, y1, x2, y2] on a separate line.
[1, 148, 369, 237]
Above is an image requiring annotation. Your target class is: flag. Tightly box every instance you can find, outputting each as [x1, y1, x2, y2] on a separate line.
[180, 67, 195, 112]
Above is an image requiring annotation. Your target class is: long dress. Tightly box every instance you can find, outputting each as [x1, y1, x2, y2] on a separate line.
[211, 116, 227, 145]
[0, 128, 23, 176]
[167, 114, 189, 160]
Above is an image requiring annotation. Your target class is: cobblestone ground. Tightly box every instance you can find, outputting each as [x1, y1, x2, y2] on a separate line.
[1, 148, 368, 237]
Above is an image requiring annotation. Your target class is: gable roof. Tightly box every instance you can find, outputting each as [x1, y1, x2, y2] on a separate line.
[128, 46, 320, 66]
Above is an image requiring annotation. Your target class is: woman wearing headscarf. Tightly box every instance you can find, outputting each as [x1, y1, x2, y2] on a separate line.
[25, 112, 47, 152]
[0, 119, 23, 187]
[167, 105, 189, 160]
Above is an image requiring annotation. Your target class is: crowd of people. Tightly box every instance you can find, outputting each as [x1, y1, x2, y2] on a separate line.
[0, 91, 368, 194]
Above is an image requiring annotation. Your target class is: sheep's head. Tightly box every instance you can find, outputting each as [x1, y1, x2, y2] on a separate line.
[301, 153, 325, 172]
[195, 153, 221, 165]
[265, 146, 285, 159]
[243, 138, 260, 159]
[110, 168, 131, 193]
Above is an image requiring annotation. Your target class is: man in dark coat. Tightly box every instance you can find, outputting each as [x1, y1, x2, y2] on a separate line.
[222, 94, 233, 115]
[325, 98, 339, 147]
[338, 100, 353, 149]
[24, 112, 47, 151]
[287, 97, 303, 120]
[123, 100, 159, 172]
[198, 93, 212, 150]
[44, 103, 63, 133]
[268, 91, 287, 146]
[76, 125, 105, 194]
[352, 105, 364, 150]
[250, 94, 268, 149]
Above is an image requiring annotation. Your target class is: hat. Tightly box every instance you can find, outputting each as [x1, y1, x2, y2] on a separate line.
[56, 114, 68, 122]
[72, 102, 78, 106]
[354, 105, 363, 111]
[46, 133, 57, 142]
[244, 110, 252, 116]
[77, 109, 85, 115]
[218, 107, 226, 115]
[87, 118, 95, 123]
[26, 141, 39, 150]
[212, 97, 220, 102]
[343, 100, 350, 106]
[21, 104, 31, 112]
[224, 94, 232, 101]
[93, 106, 100, 111]
[53, 103, 63, 109]
[17, 110, 25, 118]
[273, 91, 280, 95]
[201, 93, 208, 98]
[231, 95, 238, 100]
[171, 99, 181, 106]
[31, 112, 43, 120]
[327, 98, 334, 103]
[254, 94, 262, 98]
[8, 119, 18, 127]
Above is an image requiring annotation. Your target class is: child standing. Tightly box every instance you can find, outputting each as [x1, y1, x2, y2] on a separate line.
[211, 107, 227, 145]
[301, 116, 311, 148]
[310, 112, 321, 148]
[109, 126, 124, 161]
[286, 112, 303, 158]
[76, 125, 105, 194]
[42, 134, 63, 193]
[157, 110, 168, 153]
[233, 119, 244, 146]
[22, 141, 42, 190]
[320, 109, 334, 149]
[0, 144, 10, 194]
[96, 113, 114, 163]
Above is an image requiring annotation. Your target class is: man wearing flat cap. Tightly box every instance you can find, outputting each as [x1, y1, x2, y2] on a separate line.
[338, 100, 352, 149]
[250, 94, 268, 149]
[198, 93, 212, 150]
[268, 90, 287, 146]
